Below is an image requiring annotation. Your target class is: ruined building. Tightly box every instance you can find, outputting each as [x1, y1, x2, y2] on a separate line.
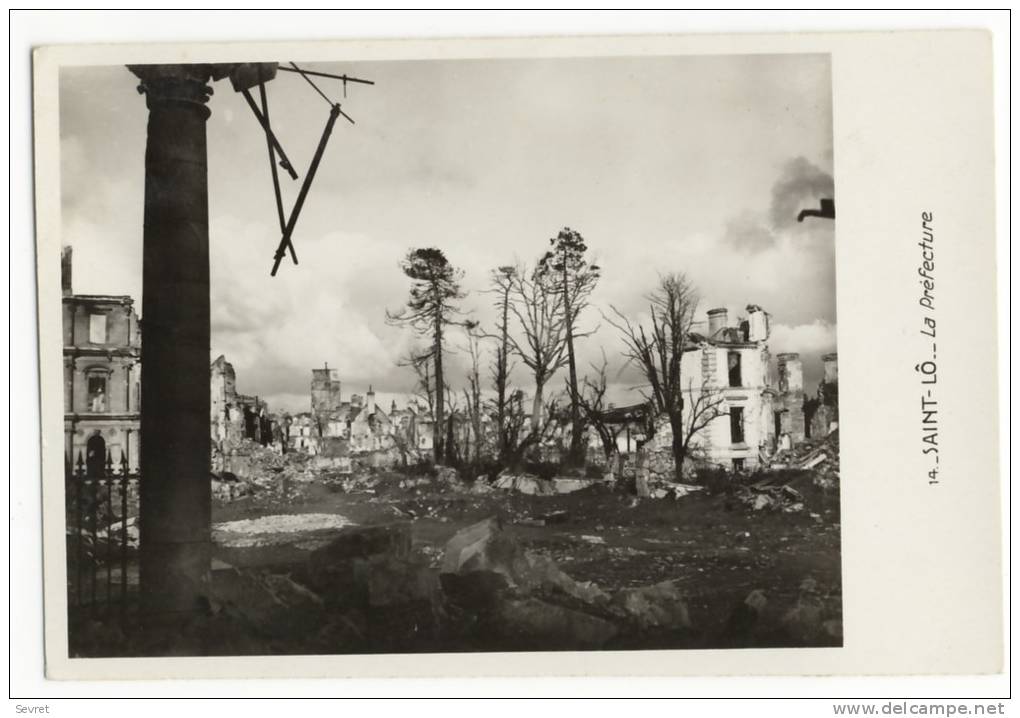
[296, 364, 413, 460]
[806, 352, 839, 439]
[311, 364, 343, 416]
[668, 304, 775, 471]
[645, 304, 835, 472]
[62, 246, 141, 474]
[774, 351, 807, 451]
[62, 247, 277, 475]
[210, 354, 272, 451]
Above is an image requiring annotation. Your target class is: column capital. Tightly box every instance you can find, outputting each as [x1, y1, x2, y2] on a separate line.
[128, 63, 216, 118]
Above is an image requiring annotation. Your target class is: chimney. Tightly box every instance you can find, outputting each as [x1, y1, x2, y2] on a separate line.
[707, 308, 728, 336]
[777, 353, 803, 393]
[61, 246, 73, 296]
[746, 304, 769, 342]
[822, 353, 838, 383]
[366, 385, 376, 415]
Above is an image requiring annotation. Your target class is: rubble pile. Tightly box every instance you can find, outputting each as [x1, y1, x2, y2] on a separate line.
[437, 516, 693, 649]
[780, 578, 843, 644]
[771, 429, 840, 490]
[206, 516, 702, 653]
[732, 482, 805, 513]
[642, 481, 706, 501]
[491, 469, 604, 497]
[638, 449, 697, 483]
[212, 440, 328, 503]
[492, 472, 556, 496]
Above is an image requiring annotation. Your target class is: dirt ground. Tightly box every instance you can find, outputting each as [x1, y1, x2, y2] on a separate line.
[209, 468, 842, 651]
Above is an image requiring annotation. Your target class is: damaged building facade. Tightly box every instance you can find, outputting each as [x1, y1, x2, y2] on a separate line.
[806, 352, 839, 440]
[210, 354, 273, 451]
[62, 247, 142, 474]
[62, 247, 275, 475]
[645, 304, 837, 472]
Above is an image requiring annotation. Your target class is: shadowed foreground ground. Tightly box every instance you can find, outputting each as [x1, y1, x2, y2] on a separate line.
[69, 462, 841, 657]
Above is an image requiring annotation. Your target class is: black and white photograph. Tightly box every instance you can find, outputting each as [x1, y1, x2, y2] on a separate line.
[54, 50, 842, 659]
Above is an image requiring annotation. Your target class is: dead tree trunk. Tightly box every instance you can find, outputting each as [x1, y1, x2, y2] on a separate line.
[433, 314, 445, 464]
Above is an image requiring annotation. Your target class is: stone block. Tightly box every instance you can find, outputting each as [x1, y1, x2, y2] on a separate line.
[612, 580, 691, 630]
[497, 598, 618, 649]
[441, 516, 502, 574]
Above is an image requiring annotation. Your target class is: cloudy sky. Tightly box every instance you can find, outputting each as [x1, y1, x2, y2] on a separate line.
[60, 53, 836, 413]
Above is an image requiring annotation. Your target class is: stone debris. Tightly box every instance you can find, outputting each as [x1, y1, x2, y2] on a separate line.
[492, 472, 555, 496]
[611, 580, 691, 630]
[441, 517, 612, 607]
[510, 550, 611, 605]
[772, 429, 840, 490]
[304, 523, 443, 649]
[541, 510, 569, 524]
[189, 418, 841, 653]
[492, 470, 601, 496]
[649, 483, 706, 500]
[441, 517, 504, 574]
[721, 589, 767, 644]
[310, 523, 413, 577]
[435, 465, 461, 487]
[433, 516, 702, 648]
[734, 483, 805, 513]
[86, 516, 140, 551]
[780, 577, 841, 645]
[213, 513, 355, 548]
[439, 570, 512, 611]
[496, 597, 618, 648]
[551, 478, 593, 494]
[365, 555, 441, 608]
[206, 564, 326, 639]
[469, 479, 495, 494]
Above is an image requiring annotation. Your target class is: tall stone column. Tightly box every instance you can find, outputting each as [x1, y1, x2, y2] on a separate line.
[130, 64, 214, 620]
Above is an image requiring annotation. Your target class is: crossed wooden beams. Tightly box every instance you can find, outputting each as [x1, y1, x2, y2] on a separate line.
[240, 63, 372, 276]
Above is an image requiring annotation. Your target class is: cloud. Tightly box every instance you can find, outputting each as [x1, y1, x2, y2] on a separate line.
[723, 212, 777, 254]
[60, 57, 837, 415]
[723, 155, 834, 254]
[769, 156, 835, 231]
[770, 319, 837, 356]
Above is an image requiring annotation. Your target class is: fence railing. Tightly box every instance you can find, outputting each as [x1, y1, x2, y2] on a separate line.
[65, 452, 140, 620]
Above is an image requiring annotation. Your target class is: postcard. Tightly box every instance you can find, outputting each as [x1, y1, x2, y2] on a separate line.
[32, 29, 1002, 679]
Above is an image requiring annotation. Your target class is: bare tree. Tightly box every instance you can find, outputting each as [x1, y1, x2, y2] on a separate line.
[487, 265, 517, 461]
[399, 346, 435, 422]
[503, 393, 564, 468]
[499, 388, 530, 466]
[607, 273, 721, 481]
[537, 227, 601, 466]
[677, 377, 728, 468]
[442, 387, 463, 465]
[506, 263, 568, 437]
[461, 321, 485, 465]
[577, 351, 624, 462]
[387, 248, 465, 464]
[389, 413, 416, 467]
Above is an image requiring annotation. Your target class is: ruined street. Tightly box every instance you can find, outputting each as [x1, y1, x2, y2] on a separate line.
[186, 442, 842, 655]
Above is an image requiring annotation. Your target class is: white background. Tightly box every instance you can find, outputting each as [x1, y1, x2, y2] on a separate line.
[7, 8, 1013, 709]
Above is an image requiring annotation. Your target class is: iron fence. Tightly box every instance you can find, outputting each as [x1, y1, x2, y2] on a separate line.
[65, 451, 140, 620]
